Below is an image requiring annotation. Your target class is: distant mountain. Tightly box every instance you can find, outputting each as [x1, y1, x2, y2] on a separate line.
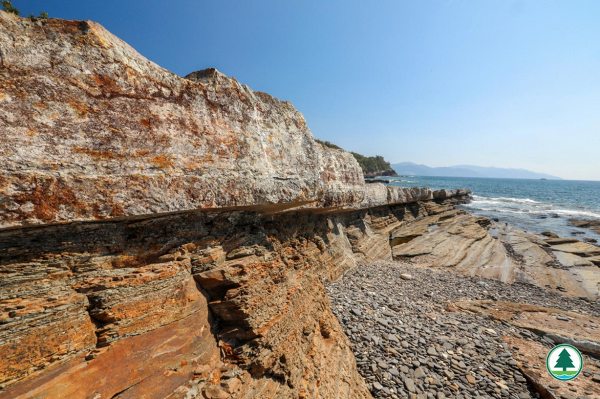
[391, 162, 563, 180]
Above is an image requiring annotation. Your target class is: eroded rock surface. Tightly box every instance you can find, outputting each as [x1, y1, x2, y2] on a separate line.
[1, 192, 473, 398]
[391, 208, 600, 299]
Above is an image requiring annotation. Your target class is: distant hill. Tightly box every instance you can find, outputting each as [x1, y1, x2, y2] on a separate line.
[351, 153, 396, 178]
[391, 162, 562, 180]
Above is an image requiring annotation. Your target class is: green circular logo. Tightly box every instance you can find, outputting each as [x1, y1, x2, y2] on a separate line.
[546, 344, 583, 381]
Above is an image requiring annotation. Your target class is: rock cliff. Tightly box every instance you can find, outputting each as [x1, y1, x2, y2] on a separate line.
[0, 12, 472, 399]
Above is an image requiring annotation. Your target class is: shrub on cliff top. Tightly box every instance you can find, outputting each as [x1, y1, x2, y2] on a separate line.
[2, 1, 47, 19]
[314, 139, 343, 150]
[1, 0, 20, 15]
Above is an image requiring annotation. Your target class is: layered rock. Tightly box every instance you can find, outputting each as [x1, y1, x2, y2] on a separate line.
[391, 207, 600, 299]
[0, 11, 475, 399]
[0, 193, 472, 398]
[570, 219, 600, 235]
[0, 13, 365, 229]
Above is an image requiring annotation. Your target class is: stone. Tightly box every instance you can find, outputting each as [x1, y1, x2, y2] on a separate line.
[203, 386, 230, 399]
[553, 251, 593, 268]
[400, 274, 413, 280]
[552, 242, 600, 257]
[542, 231, 559, 238]
[444, 370, 455, 379]
[414, 367, 426, 378]
[404, 378, 416, 393]
[427, 347, 439, 356]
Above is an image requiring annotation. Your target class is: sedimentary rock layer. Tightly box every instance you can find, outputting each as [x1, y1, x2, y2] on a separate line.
[0, 12, 434, 229]
[391, 207, 600, 299]
[0, 192, 470, 398]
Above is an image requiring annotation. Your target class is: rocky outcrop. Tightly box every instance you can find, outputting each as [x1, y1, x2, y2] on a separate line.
[391, 210, 600, 299]
[0, 193, 471, 398]
[0, 13, 368, 229]
[363, 170, 397, 179]
[570, 219, 600, 235]
[0, 11, 474, 399]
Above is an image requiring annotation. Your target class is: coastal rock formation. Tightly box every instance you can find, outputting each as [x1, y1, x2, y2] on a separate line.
[391, 209, 600, 299]
[0, 12, 374, 230]
[454, 301, 600, 357]
[570, 219, 600, 235]
[0, 190, 472, 398]
[0, 12, 474, 399]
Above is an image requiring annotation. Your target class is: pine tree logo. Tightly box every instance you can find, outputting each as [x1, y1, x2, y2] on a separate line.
[546, 344, 583, 381]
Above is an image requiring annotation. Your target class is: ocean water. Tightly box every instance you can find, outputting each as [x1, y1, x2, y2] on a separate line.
[382, 175, 600, 241]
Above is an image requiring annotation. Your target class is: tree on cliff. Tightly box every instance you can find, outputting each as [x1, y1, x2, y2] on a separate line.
[1, 1, 20, 15]
[350, 152, 395, 175]
[554, 348, 575, 371]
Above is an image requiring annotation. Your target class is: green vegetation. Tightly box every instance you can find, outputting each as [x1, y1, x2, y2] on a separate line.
[1, 1, 48, 19]
[314, 138, 396, 176]
[1, 0, 20, 15]
[350, 152, 395, 175]
[314, 139, 342, 150]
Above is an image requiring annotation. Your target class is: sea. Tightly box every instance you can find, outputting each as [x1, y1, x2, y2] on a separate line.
[380, 175, 600, 242]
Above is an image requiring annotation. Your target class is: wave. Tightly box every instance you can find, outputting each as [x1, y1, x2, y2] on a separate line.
[471, 195, 541, 205]
[542, 209, 600, 219]
[465, 205, 600, 219]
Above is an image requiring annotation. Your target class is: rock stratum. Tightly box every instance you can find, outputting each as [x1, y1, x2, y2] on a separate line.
[0, 13, 473, 399]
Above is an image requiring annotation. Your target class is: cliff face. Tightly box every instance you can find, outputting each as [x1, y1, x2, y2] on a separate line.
[0, 13, 368, 229]
[0, 12, 471, 399]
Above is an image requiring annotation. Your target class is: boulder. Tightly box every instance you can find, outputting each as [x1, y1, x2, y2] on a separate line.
[541, 231, 559, 238]
[551, 241, 600, 257]
[553, 251, 593, 267]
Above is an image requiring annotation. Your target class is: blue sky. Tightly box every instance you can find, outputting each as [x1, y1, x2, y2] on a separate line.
[18, 1, 600, 180]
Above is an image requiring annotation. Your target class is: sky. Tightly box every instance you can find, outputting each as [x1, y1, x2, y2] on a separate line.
[16, 0, 600, 180]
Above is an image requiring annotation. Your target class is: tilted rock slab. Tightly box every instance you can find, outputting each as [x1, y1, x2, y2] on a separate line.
[0, 11, 474, 399]
[391, 208, 600, 298]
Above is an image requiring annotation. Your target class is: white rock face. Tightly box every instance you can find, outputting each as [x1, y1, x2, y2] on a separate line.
[0, 13, 444, 229]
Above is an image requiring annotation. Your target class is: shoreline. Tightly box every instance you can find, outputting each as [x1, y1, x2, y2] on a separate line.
[326, 261, 600, 399]
[389, 197, 600, 301]
[379, 175, 600, 244]
[334, 196, 600, 397]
